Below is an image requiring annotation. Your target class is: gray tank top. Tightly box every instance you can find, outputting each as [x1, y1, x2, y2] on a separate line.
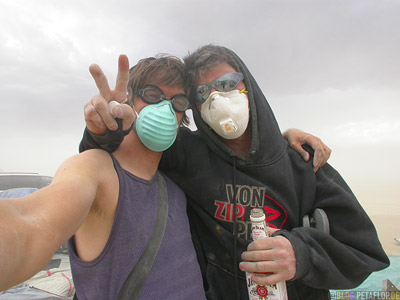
[68, 154, 206, 300]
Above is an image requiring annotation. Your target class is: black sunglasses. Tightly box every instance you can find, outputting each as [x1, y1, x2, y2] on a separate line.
[196, 72, 244, 103]
[135, 85, 190, 112]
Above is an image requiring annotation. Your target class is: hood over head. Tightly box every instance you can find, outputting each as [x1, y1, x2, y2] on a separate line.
[184, 45, 286, 166]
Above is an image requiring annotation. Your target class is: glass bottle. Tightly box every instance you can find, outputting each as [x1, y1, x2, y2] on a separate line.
[246, 208, 288, 300]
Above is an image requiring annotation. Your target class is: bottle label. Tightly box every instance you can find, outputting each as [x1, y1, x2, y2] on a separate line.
[252, 225, 267, 240]
[246, 274, 287, 300]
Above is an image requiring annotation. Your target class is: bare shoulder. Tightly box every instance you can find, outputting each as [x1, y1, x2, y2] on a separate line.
[61, 150, 119, 208]
[67, 149, 111, 165]
[51, 150, 118, 214]
[54, 149, 114, 182]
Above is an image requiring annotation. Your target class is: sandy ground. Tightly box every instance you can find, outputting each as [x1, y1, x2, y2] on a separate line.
[369, 214, 400, 256]
[359, 196, 399, 256]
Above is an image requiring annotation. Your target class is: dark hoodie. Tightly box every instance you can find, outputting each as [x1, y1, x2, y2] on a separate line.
[79, 48, 389, 300]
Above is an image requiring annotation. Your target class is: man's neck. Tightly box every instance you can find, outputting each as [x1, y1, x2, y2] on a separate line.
[112, 133, 162, 181]
[222, 126, 252, 158]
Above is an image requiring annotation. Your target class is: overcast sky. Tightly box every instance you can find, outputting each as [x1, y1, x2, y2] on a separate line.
[0, 0, 399, 214]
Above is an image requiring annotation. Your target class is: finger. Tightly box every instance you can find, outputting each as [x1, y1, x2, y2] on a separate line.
[240, 262, 283, 285]
[313, 150, 322, 173]
[245, 238, 273, 253]
[251, 272, 284, 286]
[108, 101, 120, 118]
[114, 54, 130, 102]
[108, 102, 135, 130]
[240, 260, 276, 274]
[89, 64, 112, 101]
[266, 226, 279, 236]
[301, 135, 325, 170]
[240, 255, 295, 283]
[247, 235, 291, 254]
[250, 259, 296, 284]
[243, 244, 282, 263]
[315, 144, 332, 172]
[118, 103, 136, 131]
[91, 95, 118, 131]
[326, 145, 332, 158]
[311, 144, 325, 172]
[320, 145, 332, 165]
[284, 129, 310, 161]
[291, 142, 310, 162]
[84, 102, 106, 135]
[242, 249, 270, 263]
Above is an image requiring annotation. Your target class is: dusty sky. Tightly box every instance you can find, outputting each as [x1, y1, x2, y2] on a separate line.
[0, 0, 399, 214]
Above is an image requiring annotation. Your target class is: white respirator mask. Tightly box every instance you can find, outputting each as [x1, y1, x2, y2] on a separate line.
[200, 89, 249, 139]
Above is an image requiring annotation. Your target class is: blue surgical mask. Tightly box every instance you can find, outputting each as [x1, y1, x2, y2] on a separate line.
[134, 101, 178, 152]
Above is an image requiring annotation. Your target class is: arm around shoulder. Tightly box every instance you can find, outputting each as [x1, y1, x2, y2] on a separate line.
[283, 128, 332, 172]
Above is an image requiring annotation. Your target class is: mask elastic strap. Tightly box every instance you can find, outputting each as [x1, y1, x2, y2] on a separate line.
[239, 88, 250, 111]
[132, 104, 140, 120]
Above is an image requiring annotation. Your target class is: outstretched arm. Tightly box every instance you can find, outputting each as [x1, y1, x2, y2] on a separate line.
[0, 153, 100, 291]
[283, 128, 332, 172]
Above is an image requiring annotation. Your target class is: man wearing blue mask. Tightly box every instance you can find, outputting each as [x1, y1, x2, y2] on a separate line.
[79, 45, 388, 300]
[0, 55, 207, 300]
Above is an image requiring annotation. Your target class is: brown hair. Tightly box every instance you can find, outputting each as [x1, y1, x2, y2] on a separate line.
[183, 45, 240, 107]
[184, 45, 239, 80]
[127, 55, 190, 125]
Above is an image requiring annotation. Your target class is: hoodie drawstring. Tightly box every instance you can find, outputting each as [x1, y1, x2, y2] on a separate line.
[232, 157, 240, 300]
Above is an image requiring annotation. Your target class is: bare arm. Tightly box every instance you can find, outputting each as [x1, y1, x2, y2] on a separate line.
[0, 151, 102, 291]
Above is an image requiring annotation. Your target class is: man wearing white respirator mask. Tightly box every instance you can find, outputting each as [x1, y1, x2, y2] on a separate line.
[184, 45, 388, 300]
[196, 70, 251, 147]
[200, 87, 249, 140]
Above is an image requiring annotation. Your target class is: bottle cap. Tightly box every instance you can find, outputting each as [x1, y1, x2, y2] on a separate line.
[250, 208, 265, 222]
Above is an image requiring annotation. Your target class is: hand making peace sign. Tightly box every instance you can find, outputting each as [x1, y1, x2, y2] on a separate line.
[84, 55, 135, 135]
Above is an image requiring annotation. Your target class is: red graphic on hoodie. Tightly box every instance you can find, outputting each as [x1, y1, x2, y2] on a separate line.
[214, 184, 288, 236]
[263, 194, 288, 229]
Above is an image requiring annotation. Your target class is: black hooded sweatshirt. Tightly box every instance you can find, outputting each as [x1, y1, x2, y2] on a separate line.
[79, 48, 389, 300]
